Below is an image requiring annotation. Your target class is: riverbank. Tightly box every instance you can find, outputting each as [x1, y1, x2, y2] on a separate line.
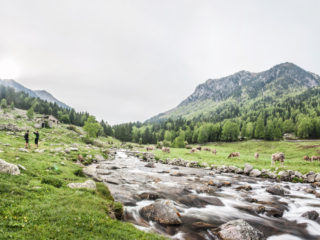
[0, 123, 165, 239]
[143, 140, 320, 174]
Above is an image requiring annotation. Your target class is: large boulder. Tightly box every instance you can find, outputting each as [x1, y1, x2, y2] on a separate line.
[266, 185, 285, 196]
[0, 159, 20, 175]
[67, 180, 96, 190]
[217, 219, 265, 240]
[244, 164, 253, 174]
[139, 200, 182, 225]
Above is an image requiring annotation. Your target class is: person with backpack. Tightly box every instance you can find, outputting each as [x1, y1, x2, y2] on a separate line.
[24, 130, 29, 149]
[33, 131, 40, 148]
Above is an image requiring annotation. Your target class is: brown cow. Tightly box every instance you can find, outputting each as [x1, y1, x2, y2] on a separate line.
[254, 152, 259, 159]
[203, 147, 211, 151]
[190, 148, 198, 153]
[212, 149, 217, 155]
[146, 146, 154, 151]
[196, 146, 202, 151]
[162, 147, 170, 153]
[185, 145, 192, 149]
[311, 156, 320, 161]
[303, 155, 311, 161]
[228, 152, 240, 158]
[271, 152, 285, 167]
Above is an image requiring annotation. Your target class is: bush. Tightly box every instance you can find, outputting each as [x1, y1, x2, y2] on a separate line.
[82, 136, 94, 144]
[41, 177, 63, 188]
[112, 202, 124, 220]
[73, 169, 85, 177]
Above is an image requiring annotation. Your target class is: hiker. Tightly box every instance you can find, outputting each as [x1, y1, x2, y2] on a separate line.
[34, 130, 39, 148]
[24, 130, 29, 148]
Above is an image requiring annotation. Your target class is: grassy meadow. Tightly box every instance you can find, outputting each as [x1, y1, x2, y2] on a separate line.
[0, 113, 165, 240]
[145, 140, 320, 174]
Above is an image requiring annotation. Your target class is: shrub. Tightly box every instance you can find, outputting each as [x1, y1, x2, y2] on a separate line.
[41, 177, 63, 188]
[82, 136, 94, 144]
[112, 202, 123, 220]
[73, 169, 85, 177]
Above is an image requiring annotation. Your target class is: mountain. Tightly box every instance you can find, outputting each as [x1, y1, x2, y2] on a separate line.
[33, 90, 70, 109]
[148, 62, 320, 122]
[0, 79, 70, 109]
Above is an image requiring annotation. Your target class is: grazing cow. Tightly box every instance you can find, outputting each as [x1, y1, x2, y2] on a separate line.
[254, 152, 259, 159]
[203, 147, 211, 151]
[190, 148, 198, 153]
[303, 155, 311, 161]
[196, 146, 202, 151]
[212, 149, 217, 155]
[146, 146, 154, 151]
[228, 152, 240, 158]
[162, 147, 170, 153]
[311, 156, 320, 161]
[185, 145, 192, 149]
[271, 152, 285, 167]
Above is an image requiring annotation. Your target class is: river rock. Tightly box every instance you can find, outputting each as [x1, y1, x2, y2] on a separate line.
[145, 162, 155, 168]
[139, 200, 182, 225]
[236, 185, 252, 191]
[68, 180, 96, 190]
[70, 147, 78, 151]
[265, 208, 284, 218]
[278, 171, 290, 181]
[249, 169, 261, 177]
[0, 159, 20, 175]
[216, 219, 265, 240]
[315, 174, 320, 182]
[138, 192, 161, 200]
[186, 161, 200, 168]
[244, 164, 253, 174]
[94, 154, 105, 162]
[266, 185, 284, 195]
[235, 168, 244, 174]
[301, 210, 319, 221]
[307, 173, 316, 183]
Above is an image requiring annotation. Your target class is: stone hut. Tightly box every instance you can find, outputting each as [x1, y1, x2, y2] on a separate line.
[35, 115, 59, 128]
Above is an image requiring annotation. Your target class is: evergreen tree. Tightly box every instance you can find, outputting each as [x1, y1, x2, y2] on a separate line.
[221, 121, 239, 141]
[254, 113, 265, 139]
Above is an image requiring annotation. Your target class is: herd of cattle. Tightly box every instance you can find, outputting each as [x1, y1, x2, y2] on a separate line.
[145, 145, 320, 166]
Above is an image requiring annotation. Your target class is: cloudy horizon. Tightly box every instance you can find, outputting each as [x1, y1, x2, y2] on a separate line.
[0, 0, 319, 124]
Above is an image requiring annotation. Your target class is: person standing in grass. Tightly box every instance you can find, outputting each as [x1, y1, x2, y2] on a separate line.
[34, 130, 39, 148]
[24, 130, 29, 149]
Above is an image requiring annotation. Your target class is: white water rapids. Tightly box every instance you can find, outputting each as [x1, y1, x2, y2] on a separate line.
[97, 151, 320, 240]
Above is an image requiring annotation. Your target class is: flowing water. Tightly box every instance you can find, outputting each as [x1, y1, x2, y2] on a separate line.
[98, 151, 320, 240]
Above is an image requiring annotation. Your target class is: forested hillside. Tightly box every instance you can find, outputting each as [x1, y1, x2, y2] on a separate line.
[113, 63, 320, 145]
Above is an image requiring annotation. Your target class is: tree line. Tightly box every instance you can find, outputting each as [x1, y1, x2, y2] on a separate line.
[112, 87, 320, 145]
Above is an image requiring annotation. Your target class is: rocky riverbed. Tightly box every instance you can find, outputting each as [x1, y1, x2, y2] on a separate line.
[88, 150, 320, 240]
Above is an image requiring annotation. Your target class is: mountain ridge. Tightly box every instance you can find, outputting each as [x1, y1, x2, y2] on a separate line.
[0, 79, 70, 109]
[147, 62, 320, 122]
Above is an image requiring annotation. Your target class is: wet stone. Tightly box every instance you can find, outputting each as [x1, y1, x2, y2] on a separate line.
[301, 210, 319, 221]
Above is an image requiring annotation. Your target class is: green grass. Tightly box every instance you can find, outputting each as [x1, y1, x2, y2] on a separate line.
[149, 140, 320, 174]
[0, 119, 165, 239]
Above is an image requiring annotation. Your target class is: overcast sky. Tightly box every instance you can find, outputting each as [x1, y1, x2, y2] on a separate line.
[0, 0, 319, 124]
